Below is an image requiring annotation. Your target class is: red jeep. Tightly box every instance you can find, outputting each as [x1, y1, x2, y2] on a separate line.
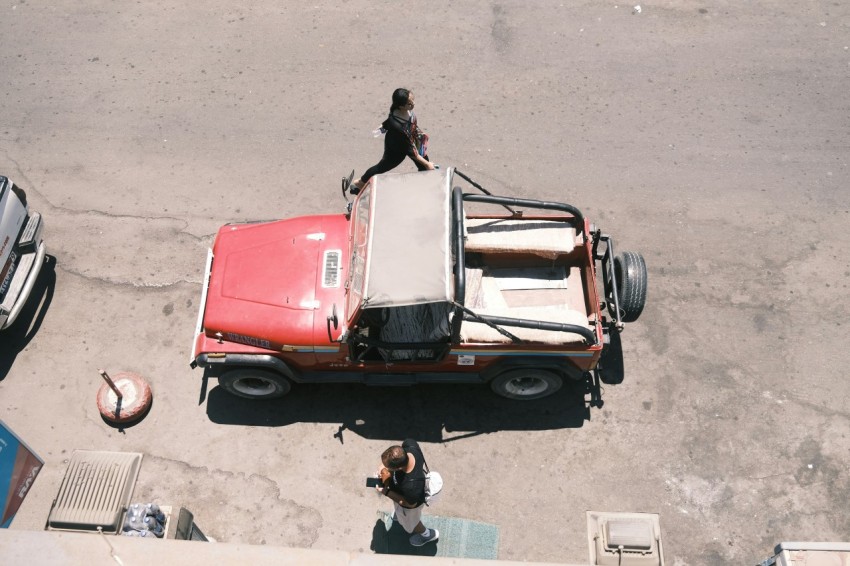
[191, 168, 646, 406]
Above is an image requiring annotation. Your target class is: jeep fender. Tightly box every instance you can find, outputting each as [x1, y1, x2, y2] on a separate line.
[479, 355, 587, 383]
[194, 354, 299, 382]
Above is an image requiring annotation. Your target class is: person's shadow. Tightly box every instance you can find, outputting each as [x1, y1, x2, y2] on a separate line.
[370, 516, 438, 557]
[0, 255, 56, 381]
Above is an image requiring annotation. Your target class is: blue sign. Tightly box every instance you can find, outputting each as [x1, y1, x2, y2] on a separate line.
[0, 419, 44, 528]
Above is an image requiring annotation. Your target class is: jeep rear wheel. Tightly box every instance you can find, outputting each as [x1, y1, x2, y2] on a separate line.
[218, 368, 291, 400]
[490, 369, 563, 400]
[612, 251, 647, 323]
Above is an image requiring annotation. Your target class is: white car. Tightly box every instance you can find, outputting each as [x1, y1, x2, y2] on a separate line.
[0, 176, 46, 330]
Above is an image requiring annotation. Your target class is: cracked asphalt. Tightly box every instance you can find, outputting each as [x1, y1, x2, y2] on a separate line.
[2, 2, 849, 564]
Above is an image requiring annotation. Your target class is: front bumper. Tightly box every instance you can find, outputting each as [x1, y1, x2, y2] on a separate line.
[0, 240, 46, 330]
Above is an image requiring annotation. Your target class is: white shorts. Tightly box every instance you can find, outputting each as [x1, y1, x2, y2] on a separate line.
[393, 502, 423, 533]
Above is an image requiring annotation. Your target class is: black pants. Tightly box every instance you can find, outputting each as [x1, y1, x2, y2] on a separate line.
[362, 152, 429, 184]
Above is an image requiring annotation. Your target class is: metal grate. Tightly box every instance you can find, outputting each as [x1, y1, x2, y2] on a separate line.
[46, 450, 143, 534]
[322, 249, 341, 288]
[19, 211, 42, 247]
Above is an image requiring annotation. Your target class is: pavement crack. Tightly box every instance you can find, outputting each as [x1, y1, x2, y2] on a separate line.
[57, 264, 202, 288]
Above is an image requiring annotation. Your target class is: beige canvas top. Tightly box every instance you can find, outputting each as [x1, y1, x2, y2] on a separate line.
[361, 168, 454, 308]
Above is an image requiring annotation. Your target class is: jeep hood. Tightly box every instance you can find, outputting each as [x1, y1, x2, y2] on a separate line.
[202, 214, 345, 347]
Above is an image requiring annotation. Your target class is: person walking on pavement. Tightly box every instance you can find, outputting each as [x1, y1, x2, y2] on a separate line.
[349, 88, 435, 194]
[375, 439, 439, 546]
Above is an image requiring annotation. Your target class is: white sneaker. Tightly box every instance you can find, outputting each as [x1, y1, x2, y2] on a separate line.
[409, 528, 439, 546]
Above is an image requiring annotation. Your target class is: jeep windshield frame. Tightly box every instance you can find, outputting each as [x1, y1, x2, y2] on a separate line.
[345, 182, 372, 325]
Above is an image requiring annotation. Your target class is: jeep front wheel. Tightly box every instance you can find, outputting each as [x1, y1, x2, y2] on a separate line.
[218, 368, 291, 400]
[490, 369, 563, 400]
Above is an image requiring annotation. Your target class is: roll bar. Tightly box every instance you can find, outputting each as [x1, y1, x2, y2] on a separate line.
[450, 176, 595, 345]
[461, 193, 584, 233]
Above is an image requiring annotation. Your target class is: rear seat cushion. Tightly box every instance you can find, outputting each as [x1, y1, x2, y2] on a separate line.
[464, 218, 576, 259]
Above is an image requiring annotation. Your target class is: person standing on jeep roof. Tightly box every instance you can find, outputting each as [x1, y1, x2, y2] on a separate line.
[349, 88, 435, 194]
[374, 439, 439, 546]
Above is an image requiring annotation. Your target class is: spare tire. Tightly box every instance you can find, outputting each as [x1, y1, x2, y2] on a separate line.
[612, 251, 647, 322]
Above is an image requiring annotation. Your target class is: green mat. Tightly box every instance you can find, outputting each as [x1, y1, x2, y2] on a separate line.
[371, 511, 500, 559]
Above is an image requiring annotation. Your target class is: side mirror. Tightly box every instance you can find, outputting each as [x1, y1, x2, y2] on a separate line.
[341, 170, 354, 200]
[326, 303, 340, 342]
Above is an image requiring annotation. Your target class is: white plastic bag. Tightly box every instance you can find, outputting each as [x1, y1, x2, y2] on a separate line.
[425, 471, 443, 505]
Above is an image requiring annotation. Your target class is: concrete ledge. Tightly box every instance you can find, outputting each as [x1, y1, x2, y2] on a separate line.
[0, 529, 585, 566]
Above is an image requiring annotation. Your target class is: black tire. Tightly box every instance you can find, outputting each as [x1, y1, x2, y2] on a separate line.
[490, 369, 563, 400]
[612, 251, 647, 323]
[218, 368, 291, 400]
